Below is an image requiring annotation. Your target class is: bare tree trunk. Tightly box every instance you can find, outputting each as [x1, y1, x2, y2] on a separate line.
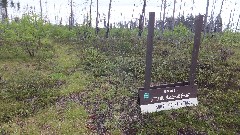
[235, 15, 240, 32]
[172, 0, 176, 30]
[219, 0, 225, 16]
[45, 0, 48, 19]
[161, 0, 166, 34]
[227, 10, 232, 29]
[209, 0, 216, 33]
[105, 0, 112, 38]
[231, 3, 237, 28]
[69, 0, 74, 30]
[96, 0, 99, 34]
[159, 0, 163, 37]
[138, 0, 146, 37]
[89, 0, 92, 27]
[204, 0, 210, 37]
[4, 6, 8, 19]
[179, 0, 182, 18]
[71, 0, 73, 24]
[40, 0, 43, 19]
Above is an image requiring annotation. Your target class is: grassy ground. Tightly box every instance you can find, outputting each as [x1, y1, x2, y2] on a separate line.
[0, 41, 90, 134]
[0, 33, 240, 134]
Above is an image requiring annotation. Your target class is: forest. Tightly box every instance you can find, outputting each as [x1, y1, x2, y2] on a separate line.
[0, 0, 240, 134]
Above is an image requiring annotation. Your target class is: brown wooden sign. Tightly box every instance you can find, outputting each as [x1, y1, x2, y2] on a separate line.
[138, 13, 203, 113]
[138, 83, 198, 113]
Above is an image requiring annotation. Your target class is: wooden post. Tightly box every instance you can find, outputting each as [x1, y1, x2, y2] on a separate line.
[144, 12, 155, 91]
[189, 15, 203, 86]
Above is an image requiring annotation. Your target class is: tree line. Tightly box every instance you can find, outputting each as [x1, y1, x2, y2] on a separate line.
[0, 0, 238, 38]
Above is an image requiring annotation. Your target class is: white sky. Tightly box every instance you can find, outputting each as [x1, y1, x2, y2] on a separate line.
[7, 0, 240, 30]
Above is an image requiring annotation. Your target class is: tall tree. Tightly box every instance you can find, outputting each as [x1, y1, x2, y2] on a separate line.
[204, 0, 210, 36]
[209, 0, 217, 33]
[89, 0, 92, 27]
[69, 0, 74, 29]
[96, 0, 99, 34]
[219, 0, 225, 16]
[40, 0, 43, 19]
[138, 0, 146, 37]
[172, 0, 176, 30]
[162, 0, 166, 33]
[159, 0, 163, 36]
[105, 0, 112, 38]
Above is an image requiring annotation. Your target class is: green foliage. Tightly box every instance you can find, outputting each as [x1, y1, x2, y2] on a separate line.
[162, 23, 193, 46]
[0, 17, 240, 134]
[110, 28, 134, 38]
[1, 102, 88, 134]
[2, 70, 56, 100]
[48, 25, 76, 41]
[0, 14, 49, 57]
[219, 30, 240, 47]
[0, 68, 60, 123]
[82, 47, 115, 77]
[72, 28, 240, 134]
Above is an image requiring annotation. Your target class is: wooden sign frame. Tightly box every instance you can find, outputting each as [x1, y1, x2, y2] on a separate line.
[138, 12, 203, 113]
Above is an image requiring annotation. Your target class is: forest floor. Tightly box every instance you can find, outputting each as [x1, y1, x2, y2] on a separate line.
[0, 37, 240, 134]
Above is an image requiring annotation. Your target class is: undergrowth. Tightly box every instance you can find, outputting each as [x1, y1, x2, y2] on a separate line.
[0, 15, 239, 134]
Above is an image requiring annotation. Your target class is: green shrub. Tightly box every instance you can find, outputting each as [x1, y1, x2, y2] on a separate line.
[0, 69, 59, 123]
[0, 14, 49, 57]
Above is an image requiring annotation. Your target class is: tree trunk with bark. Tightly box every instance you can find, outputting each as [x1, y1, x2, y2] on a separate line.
[162, 0, 166, 34]
[40, 0, 43, 19]
[69, 0, 74, 30]
[172, 0, 176, 30]
[96, 0, 99, 34]
[204, 0, 210, 37]
[138, 0, 146, 37]
[89, 0, 92, 27]
[105, 0, 112, 38]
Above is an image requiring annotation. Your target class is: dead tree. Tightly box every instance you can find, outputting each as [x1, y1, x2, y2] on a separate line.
[69, 0, 74, 30]
[204, 0, 210, 37]
[105, 0, 112, 38]
[89, 0, 92, 27]
[138, 0, 146, 37]
[40, 0, 43, 19]
[227, 10, 232, 29]
[219, 0, 225, 16]
[172, 0, 176, 30]
[161, 0, 166, 33]
[96, 0, 99, 34]
[235, 15, 240, 32]
[209, 0, 217, 33]
[230, 3, 237, 28]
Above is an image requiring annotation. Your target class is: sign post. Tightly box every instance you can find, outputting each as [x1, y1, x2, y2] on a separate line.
[144, 12, 155, 91]
[138, 13, 204, 113]
[189, 15, 204, 86]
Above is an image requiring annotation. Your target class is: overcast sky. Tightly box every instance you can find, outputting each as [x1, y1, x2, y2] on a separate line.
[7, 0, 240, 30]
